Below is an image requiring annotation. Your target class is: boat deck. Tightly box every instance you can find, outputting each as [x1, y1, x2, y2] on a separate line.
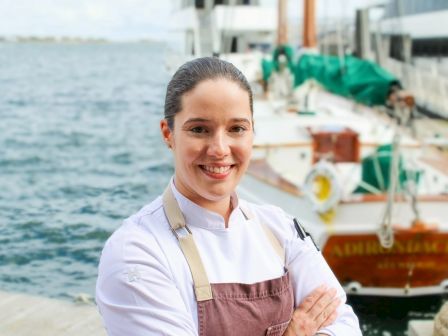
[247, 159, 302, 196]
[0, 291, 106, 336]
[408, 320, 435, 336]
[420, 148, 448, 176]
[421, 156, 448, 176]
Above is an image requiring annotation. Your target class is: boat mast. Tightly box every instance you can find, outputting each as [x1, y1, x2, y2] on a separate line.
[303, 0, 317, 49]
[277, 0, 288, 46]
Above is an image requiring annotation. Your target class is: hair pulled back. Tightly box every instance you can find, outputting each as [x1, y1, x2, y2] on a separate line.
[164, 57, 253, 129]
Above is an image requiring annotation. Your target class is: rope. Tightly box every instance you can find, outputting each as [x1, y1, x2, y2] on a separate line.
[373, 152, 386, 191]
[377, 133, 400, 249]
[403, 162, 421, 222]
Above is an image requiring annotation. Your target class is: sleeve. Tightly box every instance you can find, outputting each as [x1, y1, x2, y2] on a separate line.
[265, 206, 363, 336]
[95, 225, 197, 336]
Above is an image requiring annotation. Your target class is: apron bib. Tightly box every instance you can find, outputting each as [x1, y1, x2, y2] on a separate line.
[162, 186, 294, 336]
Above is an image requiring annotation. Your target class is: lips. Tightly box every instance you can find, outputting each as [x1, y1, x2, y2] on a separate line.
[202, 165, 231, 174]
[199, 164, 234, 179]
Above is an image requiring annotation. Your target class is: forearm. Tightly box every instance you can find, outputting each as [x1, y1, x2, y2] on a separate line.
[287, 239, 362, 335]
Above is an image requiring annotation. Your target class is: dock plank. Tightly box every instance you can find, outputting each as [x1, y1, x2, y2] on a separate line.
[0, 291, 106, 336]
[408, 320, 434, 336]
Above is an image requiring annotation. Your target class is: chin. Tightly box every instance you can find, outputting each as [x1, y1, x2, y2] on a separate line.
[203, 189, 233, 201]
[200, 184, 235, 201]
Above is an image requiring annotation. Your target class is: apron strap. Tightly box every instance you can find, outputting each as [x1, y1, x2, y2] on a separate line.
[163, 186, 213, 301]
[240, 204, 286, 265]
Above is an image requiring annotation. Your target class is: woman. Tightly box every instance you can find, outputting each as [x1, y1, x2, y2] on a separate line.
[96, 57, 361, 336]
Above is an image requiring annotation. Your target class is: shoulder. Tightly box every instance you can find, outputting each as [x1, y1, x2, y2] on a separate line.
[108, 195, 165, 243]
[132, 195, 164, 223]
[98, 195, 170, 277]
[239, 199, 295, 240]
[242, 200, 290, 219]
[239, 199, 319, 253]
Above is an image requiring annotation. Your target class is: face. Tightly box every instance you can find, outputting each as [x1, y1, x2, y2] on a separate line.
[161, 78, 253, 208]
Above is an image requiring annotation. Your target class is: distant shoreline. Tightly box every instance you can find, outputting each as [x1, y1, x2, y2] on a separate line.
[0, 36, 159, 44]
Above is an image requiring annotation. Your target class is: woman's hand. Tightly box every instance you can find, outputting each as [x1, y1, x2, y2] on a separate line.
[283, 285, 340, 336]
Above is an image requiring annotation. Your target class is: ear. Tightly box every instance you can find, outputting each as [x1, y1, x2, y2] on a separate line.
[160, 119, 173, 149]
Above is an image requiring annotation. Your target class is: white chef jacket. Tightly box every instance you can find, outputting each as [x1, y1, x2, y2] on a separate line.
[96, 180, 361, 336]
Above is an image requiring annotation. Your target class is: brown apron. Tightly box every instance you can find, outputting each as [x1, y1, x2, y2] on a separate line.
[163, 187, 294, 336]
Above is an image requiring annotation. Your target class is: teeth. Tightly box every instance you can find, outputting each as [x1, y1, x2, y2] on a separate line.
[203, 165, 231, 174]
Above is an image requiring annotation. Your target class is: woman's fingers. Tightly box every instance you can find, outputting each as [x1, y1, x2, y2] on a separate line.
[285, 285, 341, 336]
[317, 297, 341, 329]
[308, 287, 337, 319]
[320, 308, 338, 329]
[296, 284, 328, 312]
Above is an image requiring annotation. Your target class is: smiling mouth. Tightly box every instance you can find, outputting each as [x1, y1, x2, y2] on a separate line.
[199, 165, 234, 176]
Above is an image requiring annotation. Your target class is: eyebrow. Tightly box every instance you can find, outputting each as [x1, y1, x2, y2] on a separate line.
[183, 118, 251, 125]
[231, 118, 252, 124]
[183, 118, 210, 125]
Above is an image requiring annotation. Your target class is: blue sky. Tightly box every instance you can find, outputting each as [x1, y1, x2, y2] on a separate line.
[0, 0, 379, 41]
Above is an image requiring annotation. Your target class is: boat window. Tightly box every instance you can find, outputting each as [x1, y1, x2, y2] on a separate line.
[383, 0, 448, 18]
[231, 37, 238, 53]
[195, 0, 205, 9]
[413, 37, 448, 57]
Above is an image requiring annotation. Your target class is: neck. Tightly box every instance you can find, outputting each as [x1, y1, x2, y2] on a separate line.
[196, 196, 233, 228]
[173, 178, 234, 227]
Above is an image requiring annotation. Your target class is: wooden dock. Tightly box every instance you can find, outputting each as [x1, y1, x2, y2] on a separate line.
[0, 291, 106, 336]
[408, 320, 434, 336]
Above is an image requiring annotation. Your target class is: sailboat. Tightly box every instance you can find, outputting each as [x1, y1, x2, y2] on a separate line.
[239, 0, 448, 302]
[169, 0, 448, 302]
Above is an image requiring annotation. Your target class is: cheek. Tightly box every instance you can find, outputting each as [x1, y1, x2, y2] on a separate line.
[235, 140, 253, 163]
[242, 148, 252, 163]
[174, 140, 203, 164]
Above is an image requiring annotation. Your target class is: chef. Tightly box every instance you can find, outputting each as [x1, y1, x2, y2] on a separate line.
[96, 57, 361, 336]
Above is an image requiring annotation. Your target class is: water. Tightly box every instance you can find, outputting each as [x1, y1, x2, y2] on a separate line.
[0, 42, 441, 335]
[0, 42, 173, 299]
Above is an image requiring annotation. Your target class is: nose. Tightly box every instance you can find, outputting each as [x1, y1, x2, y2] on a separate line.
[207, 131, 230, 158]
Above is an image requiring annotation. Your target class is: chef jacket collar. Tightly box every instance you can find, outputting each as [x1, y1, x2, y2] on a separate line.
[169, 178, 243, 230]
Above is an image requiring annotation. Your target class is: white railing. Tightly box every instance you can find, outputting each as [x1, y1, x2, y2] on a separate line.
[383, 57, 448, 119]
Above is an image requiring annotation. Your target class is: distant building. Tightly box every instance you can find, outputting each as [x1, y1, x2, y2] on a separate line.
[381, 0, 448, 57]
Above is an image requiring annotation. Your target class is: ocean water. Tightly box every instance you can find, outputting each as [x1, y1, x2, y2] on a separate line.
[0, 42, 441, 335]
[0, 42, 173, 299]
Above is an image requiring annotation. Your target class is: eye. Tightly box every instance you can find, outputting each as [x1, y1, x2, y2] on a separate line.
[190, 126, 208, 134]
[230, 125, 247, 133]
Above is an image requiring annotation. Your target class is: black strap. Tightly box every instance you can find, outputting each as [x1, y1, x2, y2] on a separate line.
[293, 218, 320, 251]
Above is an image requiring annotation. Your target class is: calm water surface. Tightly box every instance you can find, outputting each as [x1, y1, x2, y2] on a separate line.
[0, 42, 172, 298]
[0, 42, 441, 335]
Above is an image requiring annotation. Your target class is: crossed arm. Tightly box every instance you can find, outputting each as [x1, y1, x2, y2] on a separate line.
[283, 285, 340, 336]
[96, 216, 361, 335]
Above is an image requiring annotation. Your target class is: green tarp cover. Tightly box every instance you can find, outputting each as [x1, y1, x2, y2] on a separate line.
[261, 47, 401, 106]
[261, 44, 294, 81]
[294, 54, 400, 106]
[355, 144, 420, 194]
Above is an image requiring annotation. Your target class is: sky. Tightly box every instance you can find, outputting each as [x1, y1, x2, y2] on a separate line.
[0, 0, 381, 41]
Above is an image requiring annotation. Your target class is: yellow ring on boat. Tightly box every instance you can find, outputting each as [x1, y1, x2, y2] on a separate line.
[304, 161, 341, 214]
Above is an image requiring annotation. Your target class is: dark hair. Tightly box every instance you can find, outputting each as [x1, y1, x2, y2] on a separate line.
[164, 57, 253, 129]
